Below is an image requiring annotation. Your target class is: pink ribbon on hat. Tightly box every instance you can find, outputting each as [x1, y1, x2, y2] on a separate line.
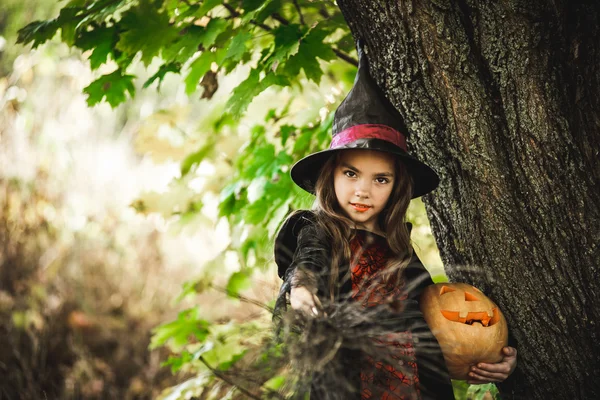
[330, 124, 407, 151]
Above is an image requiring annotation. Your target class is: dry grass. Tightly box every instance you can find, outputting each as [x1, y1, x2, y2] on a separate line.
[0, 176, 189, 399]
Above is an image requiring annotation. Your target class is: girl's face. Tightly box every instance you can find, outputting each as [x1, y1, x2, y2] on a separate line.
[333, 150, 396, 233]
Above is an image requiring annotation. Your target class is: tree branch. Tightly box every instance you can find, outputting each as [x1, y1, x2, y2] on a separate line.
[333, 48, 357, 66]
[198, 355, 286, 400]
[198, 356, 263, 400]
[271, 13, 289, 26]
[222, 3, 272, 31]
[293, 0, 307, 25]
[211, 284, 273, 313]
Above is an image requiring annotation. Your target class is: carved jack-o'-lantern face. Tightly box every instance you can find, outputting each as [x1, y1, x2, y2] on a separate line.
[419, 283, 508, 380]
[438, 285, 503, 327]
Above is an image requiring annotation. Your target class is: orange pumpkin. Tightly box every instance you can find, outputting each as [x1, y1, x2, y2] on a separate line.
[419, 283, 508, 380]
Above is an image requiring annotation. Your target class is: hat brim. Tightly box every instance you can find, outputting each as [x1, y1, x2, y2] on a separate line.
[290, 139, 439, 199]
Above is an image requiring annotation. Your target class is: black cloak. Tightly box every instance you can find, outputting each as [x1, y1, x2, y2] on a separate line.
[273, 210, 456, 400]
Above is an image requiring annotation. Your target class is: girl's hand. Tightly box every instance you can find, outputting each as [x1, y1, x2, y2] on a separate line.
[467, 346, 517, 384]
[290, 286, 323, 316]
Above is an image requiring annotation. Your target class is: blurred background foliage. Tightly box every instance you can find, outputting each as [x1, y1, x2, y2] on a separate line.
[1, 0, 495, 398]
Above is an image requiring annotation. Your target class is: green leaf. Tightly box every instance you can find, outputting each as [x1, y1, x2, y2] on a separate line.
[226, 68, 259, 116]
[217, 350, 248, 371]
[226, 70, 290, 117]
[240, 0, 274, 24]
[264, 108, 278, 122]
[16, 20, 60, 48]
[218, 192, 239, 217]
[226, 271, 252, 297]
[240, 143, 276, 178]
[285, 25, 336, 83]
[196, 0, 224, 18]
[279, 124, 296, 146]
[83, 70, 136, 107]
[180, 139, 216, 176]
[76, 0, 131, 28]
[175, 276, 213, 303]
[161, 25, 205, 64]
[76, 26, 119, 70]
[245, 198, 273, 224]
[249, 124, 267, 144]
[466, 382, 498, 400]
[117, 2, 179, 66]
[452, 380, 470, 399]
[292, 129, 313, 155]
[65, 0, 87, 6]
[253, 0, 281, 24]
[90, 37, 116, 69]
[224, 31, 252, 62]
[162, 351, 193, 373]
[143, 62, 181, 89]
[266, 24, 304, 70]
[264, 375, 286, 391]
[150, 308, 210, 349]
[242, 0, 265, 13]
[200, 18, 229, 49]
[57, 7, 80, 46]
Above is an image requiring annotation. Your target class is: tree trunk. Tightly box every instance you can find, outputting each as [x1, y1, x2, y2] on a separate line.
[336, 1, 600, 399]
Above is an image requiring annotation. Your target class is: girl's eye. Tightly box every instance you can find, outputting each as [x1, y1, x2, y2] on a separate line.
[376, 177, 390, 184]
[344, 170, 357, 178]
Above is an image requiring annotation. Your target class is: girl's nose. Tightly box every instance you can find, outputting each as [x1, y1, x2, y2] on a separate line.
[355, 181, 370, 198]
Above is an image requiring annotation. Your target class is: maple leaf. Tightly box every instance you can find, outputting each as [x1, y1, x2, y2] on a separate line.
[224, 31, 252, 63]
[200, 18, 230, 49]
[161, 25, 204, 64]
[83, 70, 136, 107]
[285, 25, 336, 83]
[226, 69, 290, 117]
[17, 20, 60, 48]
[195, 0, 223, 18]
[116, 2, 178, 66]
[143, 62, 181, 89]
[264, 24, 304, 70]
[76, 25, 119, 70]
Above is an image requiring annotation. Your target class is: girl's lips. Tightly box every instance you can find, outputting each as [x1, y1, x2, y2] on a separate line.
[350, 203, 372, 212]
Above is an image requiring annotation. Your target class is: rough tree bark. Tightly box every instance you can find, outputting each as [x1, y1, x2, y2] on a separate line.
[336, 1, 600, 399]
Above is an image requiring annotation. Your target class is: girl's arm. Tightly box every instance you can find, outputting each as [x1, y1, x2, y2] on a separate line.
[274, 214, 331, 316]
[288, 224, 330, 315]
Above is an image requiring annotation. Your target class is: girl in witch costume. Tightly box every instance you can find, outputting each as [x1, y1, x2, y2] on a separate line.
[273, 44, 517, 400]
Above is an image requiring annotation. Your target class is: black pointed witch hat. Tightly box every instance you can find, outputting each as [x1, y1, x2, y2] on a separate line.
[290, 43, 439, 198]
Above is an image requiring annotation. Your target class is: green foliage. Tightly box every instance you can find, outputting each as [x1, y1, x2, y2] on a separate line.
[225, 271, 252, 297]
[468, 383, 499, 399]
[17, 19, 60, 48]
[150, 308, 210, 350]
[452, 380, 499, 400]
[0, 0, 58, 74]
[83, 69, 136, 107]
[117, 1, 178, 66]
[17, 0, 354, 109]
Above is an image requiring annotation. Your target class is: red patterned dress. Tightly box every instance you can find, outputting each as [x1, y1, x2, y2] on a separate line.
[350, 230, 421, 400]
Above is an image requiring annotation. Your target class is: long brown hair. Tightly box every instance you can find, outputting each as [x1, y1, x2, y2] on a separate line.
[312, 151, 415, 300]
